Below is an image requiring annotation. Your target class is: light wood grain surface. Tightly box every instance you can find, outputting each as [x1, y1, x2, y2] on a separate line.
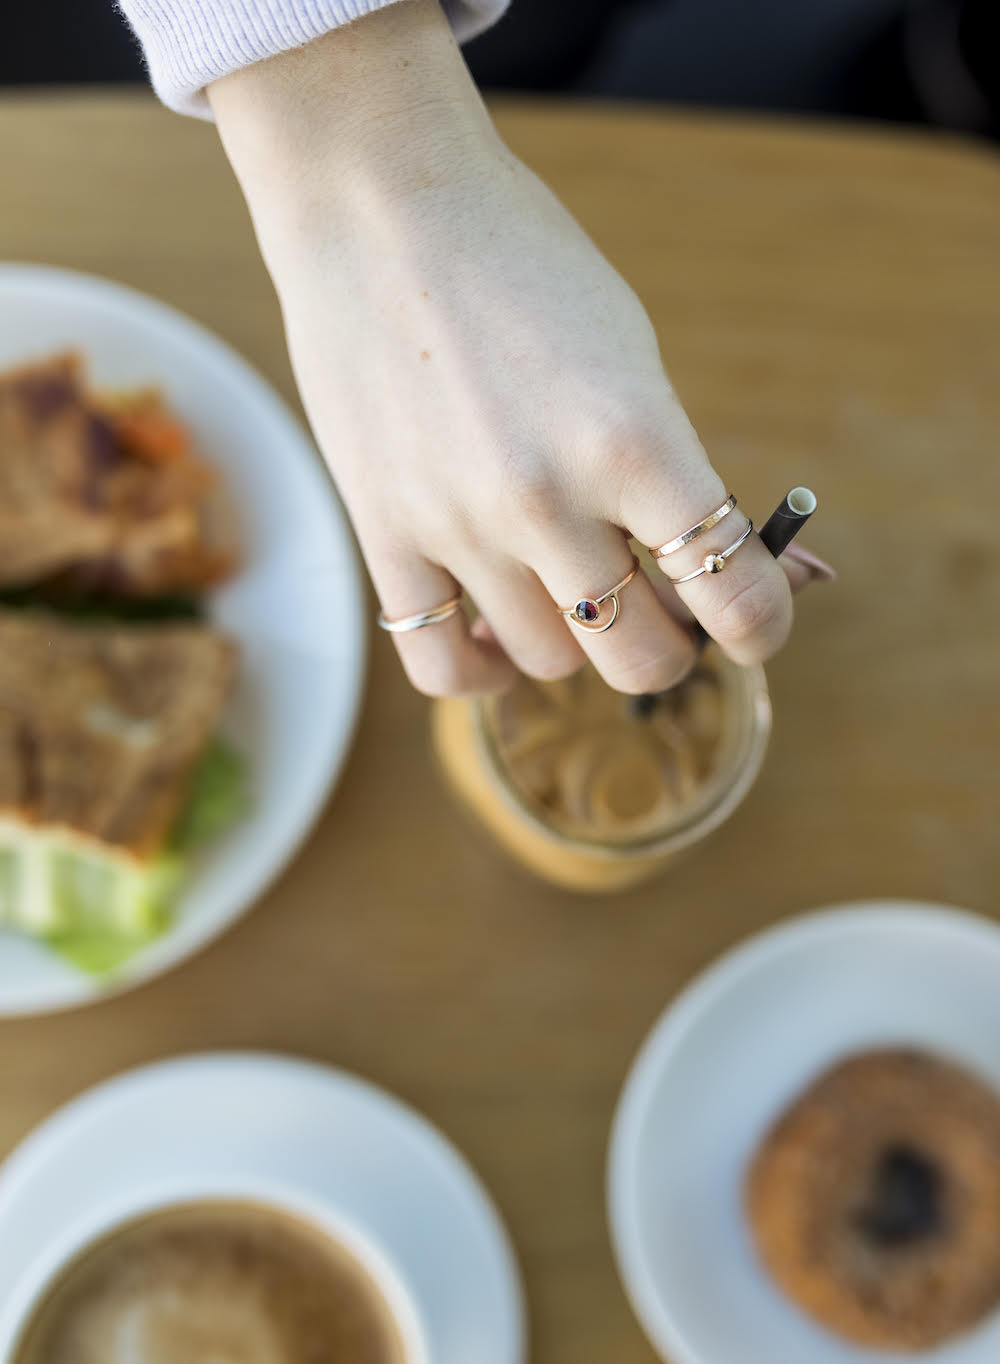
[1, 92, 999, 1362]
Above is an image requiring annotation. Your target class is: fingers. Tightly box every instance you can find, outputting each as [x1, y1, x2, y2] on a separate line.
[371, 546, 515, 698]
[616, 423, 793, 665]
[781, 543, 836, 592]
[662, 513, 793, 664]
[648, 538, 830, 626]
[459, 557, 587, 684]
[366, 390, 834, 697]
[370, 529, 826, 699]
[529, 524, 697, 695]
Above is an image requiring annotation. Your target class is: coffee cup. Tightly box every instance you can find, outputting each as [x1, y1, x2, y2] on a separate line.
[0, 1174, 429, 1364]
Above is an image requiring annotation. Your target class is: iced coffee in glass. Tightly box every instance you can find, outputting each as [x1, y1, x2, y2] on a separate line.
[433, 654, 771, 892]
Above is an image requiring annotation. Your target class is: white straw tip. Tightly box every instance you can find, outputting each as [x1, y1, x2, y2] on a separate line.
[787, 486, 817, 515]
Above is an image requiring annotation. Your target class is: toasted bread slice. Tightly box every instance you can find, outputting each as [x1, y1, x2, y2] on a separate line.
[0, 354, 115, 586]
[0, 609, 236, 860]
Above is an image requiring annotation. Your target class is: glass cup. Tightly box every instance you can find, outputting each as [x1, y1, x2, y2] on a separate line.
[433, 655, 771, 893]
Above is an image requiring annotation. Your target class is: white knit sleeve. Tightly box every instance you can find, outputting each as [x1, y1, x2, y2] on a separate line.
[118, 0, 510, 118]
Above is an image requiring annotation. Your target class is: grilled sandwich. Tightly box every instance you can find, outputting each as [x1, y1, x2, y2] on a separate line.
[0, 609, 236, 947]
[0, 352, 231, 596]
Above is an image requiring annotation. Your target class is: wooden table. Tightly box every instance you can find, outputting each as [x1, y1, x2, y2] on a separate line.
[1, 93, 998, 1362]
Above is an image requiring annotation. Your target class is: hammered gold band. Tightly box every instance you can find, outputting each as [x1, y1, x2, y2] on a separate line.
[649, 493, 738, 559]
[378, 595, 463, 634]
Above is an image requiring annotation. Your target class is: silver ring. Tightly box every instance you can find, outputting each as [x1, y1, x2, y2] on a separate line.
[664, 519, 754, 584]
[558, 556, 639, 634]
[378, 594, 462, 633]
[649, 493, 737, 559]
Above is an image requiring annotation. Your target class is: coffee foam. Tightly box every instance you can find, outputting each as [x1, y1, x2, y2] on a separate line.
[72, 1288, 289, 1364]
[14, 1201, 406, 1364]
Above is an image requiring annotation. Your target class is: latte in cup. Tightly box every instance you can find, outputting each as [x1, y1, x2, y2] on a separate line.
[12, 1200, 408, 1364]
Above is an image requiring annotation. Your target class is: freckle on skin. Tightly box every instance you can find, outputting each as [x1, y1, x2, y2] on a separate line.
[421, 351, 431, 362]
[422, 291, 429, 298]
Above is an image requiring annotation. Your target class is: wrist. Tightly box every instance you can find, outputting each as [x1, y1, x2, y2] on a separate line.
[209, 0, 502, 257]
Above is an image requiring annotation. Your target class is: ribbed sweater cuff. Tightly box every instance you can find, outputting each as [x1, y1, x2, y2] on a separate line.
[118, 0, 509, 118]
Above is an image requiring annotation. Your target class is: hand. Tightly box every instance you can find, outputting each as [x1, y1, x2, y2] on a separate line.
[210, 1, 819, 697]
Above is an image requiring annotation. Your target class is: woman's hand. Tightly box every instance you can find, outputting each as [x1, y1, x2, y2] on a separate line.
[210, 0, 816, 697]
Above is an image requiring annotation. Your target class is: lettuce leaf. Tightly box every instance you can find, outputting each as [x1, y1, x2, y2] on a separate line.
[0, 740, 249, 977]
[170, 738, 251, 852]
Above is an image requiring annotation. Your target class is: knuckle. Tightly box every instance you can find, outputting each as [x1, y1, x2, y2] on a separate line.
[593, 403, 655, 469]
[591, 393, 643, 446]
[505, 465, 563, 529]
[611, 442, 661, 504]
[587, 402, 690, 517]
[715, 576, 791, 652]
[413, 494, 477, 558]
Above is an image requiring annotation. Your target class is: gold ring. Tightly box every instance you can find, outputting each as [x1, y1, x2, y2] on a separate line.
[649, 493, 737, 559]
[558, 557, 640, 634]
[378, 594, 462, 633]
[664, 519, 754, 584]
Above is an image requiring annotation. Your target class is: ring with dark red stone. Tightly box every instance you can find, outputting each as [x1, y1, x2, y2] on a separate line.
[558, 557, 640, 635]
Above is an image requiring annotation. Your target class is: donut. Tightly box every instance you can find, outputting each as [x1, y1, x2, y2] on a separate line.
[746, 1049, 1000, 1350]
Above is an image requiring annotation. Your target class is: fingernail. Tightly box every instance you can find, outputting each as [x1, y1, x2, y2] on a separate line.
[782, 543, 836, 582]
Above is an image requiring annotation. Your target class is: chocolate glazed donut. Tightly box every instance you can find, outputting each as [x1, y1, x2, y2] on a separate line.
[746, 1049, 1000, 1351]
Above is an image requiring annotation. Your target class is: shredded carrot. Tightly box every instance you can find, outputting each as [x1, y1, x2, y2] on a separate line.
[114, 413, 192, 463]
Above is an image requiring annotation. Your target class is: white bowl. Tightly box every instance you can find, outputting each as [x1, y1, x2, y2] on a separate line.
[0, 264, 366, 1015]
[0, 1052, 526, 1364]
[608, 901, 1000, 1364]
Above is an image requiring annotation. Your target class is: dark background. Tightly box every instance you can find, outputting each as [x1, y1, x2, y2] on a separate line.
[0, 0, 997, 139]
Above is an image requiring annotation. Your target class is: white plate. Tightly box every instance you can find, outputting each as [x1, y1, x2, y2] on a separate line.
[608, 902, 1000, 1364]
[0, 264, 366, 1015]
[0, 1052, 526, 1363]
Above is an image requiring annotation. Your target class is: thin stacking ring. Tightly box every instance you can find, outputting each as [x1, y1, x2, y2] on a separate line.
[649, 493, 737, 559]
[558, 556, 640, 634]
[664, 519, 755, 584]
[378, 594, 463, 634]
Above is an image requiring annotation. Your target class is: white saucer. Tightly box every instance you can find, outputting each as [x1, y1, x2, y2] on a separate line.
[0, 265, 367, 1015]
[0, 1053, 526, 1363]
[608, 902, 1000, 1364]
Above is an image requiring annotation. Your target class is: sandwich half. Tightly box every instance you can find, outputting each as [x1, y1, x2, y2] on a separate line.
[0, 609, 241, 971]
[0, 352, 231, 597]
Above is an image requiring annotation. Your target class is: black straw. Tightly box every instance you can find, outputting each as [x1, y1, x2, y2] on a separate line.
[758, 486, 817, 559]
